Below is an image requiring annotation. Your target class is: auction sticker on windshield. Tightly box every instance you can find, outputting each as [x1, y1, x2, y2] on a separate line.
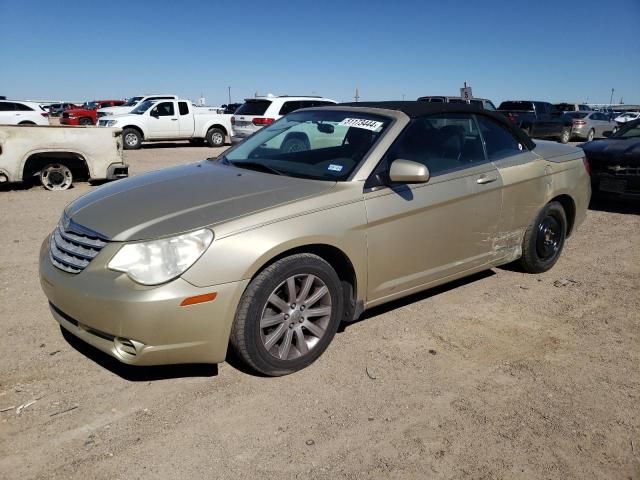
[338, 118, 384, 131]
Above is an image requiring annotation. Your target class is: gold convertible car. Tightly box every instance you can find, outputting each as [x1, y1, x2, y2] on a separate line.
[39, 102, 591, 376]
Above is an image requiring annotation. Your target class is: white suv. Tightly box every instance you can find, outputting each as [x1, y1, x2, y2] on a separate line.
[0, 100, 49, 126]
[231, 95, 336, 143]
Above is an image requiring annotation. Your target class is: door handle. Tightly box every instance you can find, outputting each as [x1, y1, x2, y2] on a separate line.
[171, 118, 178, 121]
[476, 175, 498, 185]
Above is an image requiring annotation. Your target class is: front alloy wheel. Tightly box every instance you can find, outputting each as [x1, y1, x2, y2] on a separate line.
[230, 254, 344, 376]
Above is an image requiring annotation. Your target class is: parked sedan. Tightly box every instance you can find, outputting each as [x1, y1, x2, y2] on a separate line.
[581, 119, 640, 197]
[39, 102, 590, 376]
[567, 111, 615, 141]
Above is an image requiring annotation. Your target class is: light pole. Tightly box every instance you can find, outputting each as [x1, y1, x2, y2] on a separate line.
[228, 86, 231, 105]
[609, 88, 614, 107]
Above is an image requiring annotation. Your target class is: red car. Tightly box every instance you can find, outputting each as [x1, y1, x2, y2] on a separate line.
[60, 100, 125, 125]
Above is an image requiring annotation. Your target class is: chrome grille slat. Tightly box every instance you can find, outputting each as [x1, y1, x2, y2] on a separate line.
[49, 222, 108, 274]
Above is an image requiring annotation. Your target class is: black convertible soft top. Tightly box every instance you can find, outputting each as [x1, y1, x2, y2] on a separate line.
[339, 101, 536, 150]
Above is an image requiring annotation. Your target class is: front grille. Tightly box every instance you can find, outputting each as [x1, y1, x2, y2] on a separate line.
[98, 120, 107, 126]
[96, 112, 107, 118]
[62, 112, 69, 118]
[49, 221, 108, 274]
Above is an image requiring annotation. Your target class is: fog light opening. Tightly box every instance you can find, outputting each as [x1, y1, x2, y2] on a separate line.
[114, 337, 141, 357]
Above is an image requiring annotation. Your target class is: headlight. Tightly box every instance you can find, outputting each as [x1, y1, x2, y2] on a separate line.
[104, 120, 118, 127]
[108, 229, 214, 285]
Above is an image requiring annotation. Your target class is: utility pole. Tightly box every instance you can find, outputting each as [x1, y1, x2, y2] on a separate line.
[228, 86, 231, 104]
[402, 94, 405, 101]
[354, 87, 360, 103]
[609, 88, 614, 107]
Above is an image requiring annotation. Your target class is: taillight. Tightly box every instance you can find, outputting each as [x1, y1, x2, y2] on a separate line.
[252, 117, 275, 126]
[41, 113, 49, 117]
[504, 113, 517, 123]
[230, 116, 235, 125]
[583, 157, 591, 175]
[573, 120, 586, 125]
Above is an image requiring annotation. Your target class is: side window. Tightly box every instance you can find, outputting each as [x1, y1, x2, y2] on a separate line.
[476, 116, 525, 161]
[15, 103, 33, 111]
[153, 102, 175, 116]
[278, 101, 303, 115]
[534, 102, 548, 114]
[178, 102, 189, 115]
[310, 101, 334, 108]
[0, 102, 15, 111]
[386, 114, 486, 176]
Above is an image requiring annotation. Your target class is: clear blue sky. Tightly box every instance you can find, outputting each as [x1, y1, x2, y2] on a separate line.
[1, 0, 638, 106]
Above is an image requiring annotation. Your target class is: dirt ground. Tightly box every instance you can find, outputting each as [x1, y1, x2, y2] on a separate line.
[0, 142, 638, 480]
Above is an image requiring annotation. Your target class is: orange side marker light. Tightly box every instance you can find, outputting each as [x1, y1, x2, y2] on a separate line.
[180, 292, 217, 307]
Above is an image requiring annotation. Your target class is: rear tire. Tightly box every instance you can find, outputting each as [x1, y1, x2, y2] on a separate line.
[559, 128, 571, 144]
[122, 128, 142, 150]
[206, 128, 225, 147]
[230, 254, 344, 376]
[519, 201, 567, 273]
[586, 129, 595, 142]
[40, 163, 73, 191]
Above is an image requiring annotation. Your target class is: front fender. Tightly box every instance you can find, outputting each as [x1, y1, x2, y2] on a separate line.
[181, 200, 369, 300]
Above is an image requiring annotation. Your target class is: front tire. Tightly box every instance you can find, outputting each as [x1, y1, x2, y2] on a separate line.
[519, 201, 567, 273]
[230, 254, 344, 376]
[79, 117, 93, 126]
[206, 127, 225, 147]
[122, 128, 142, 150]
[586, 129, 595, 142]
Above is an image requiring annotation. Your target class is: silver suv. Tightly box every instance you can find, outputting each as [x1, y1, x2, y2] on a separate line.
[231, 95, 336, 143]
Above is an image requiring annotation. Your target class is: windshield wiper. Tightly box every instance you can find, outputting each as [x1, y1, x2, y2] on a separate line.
[226, 160, 284, 176]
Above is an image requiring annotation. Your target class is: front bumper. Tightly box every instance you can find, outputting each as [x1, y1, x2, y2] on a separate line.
[106, 162, 129, 180]
[39, 237, 249, 365]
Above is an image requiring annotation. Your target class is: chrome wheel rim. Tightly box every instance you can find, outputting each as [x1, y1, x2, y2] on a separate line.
[41, 164, 72, 191]
[124, 133, 138, 147]
[260, 274, 332, 361]
[562, 129, 570, 142]
[212, 132, 223, 145]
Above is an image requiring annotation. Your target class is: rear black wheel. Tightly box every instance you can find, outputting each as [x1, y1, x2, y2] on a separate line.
[206, 128, 225, 147]
[519, 201, 567, 273]
[559, 128, 571, 144]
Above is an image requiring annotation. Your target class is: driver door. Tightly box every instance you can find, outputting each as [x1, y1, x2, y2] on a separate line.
[147, 101, 179, 138]
[364, 114, 502, 303]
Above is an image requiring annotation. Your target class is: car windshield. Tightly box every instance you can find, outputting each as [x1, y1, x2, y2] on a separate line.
[613, 120, 640, 138]
[131, 100, 155, 114]
[82, 101, 98, 110]
[222, 109, 392, 181]
[123, 96, 143, 107]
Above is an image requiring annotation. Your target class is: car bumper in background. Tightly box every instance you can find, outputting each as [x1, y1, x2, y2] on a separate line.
[60, 117, 79, 125]
[39, 237, 249, 366]
[106, 162, 129, 180]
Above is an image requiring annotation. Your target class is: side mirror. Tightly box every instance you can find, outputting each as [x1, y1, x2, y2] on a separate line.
[389, 159, 430, 184]
[603, 131, 612, 137]
[150, 109, 159, 118]
[317, 123, 334, 134]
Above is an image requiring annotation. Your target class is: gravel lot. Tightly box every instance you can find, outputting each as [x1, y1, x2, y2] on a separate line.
[0, 142, 638, 479]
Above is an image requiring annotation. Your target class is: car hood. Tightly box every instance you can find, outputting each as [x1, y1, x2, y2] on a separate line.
[98, 106, 132, 115]
[64, 161, 336, 241]
[581, 138, 640, 164]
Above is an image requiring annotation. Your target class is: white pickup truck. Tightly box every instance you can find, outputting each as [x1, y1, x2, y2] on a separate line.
[97, 99, 232, 149]
[0, 125, 127, 191]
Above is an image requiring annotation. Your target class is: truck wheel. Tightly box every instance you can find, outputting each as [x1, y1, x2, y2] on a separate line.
[519, 201, 567, 274]
[586, 129, 595, 142]
[559, 128, 571, 144]
[40, 163, 73, 191]
[206, 128, 225, 147]
[122, 128, 142, 150]
[230, 254, 344, 376]
[79, 117, 93, 126]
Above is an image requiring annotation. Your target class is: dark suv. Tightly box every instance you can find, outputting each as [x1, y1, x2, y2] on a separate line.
[498, 101, 573, 143]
